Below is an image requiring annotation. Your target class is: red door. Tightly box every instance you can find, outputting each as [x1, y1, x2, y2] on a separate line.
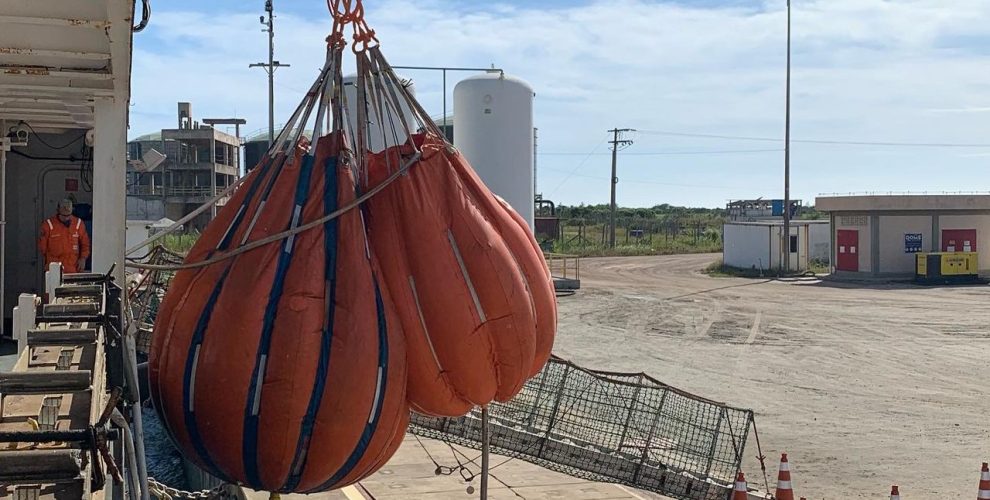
[836, 230, 859, 272]
[942, 229, 976, 253]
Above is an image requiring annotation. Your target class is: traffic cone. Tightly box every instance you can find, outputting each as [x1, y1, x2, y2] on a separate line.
[890, 485, 901, 500]
[775, 453, 794, 500]
[733, 471, 748, 500]
[978, 462, 990, 500]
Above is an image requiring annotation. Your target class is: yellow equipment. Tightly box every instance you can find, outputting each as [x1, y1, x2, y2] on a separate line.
[916, 252, 979, 283]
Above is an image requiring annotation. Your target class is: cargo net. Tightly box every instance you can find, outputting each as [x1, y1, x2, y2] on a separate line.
[126, 245, 186, 354]
[410, 356, 754, 500]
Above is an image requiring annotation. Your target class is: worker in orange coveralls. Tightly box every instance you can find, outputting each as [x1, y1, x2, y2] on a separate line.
[38, 198, 91, 274]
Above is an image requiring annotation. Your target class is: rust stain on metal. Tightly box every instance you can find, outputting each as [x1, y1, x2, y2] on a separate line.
[1, 65, 53, 76]
[64, 18, 109, 28]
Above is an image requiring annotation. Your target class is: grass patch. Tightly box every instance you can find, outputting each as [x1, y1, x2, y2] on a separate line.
[808, 259, 830, 275]
[549, 233, 721, 258]
[703, 259, 831, 278]
[160, 233, 199, 254]
[702, 259, 771, 278]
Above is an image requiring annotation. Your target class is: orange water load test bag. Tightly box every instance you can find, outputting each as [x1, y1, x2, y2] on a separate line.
[149, 0, 556, 493]
[364, 133, 556, 416]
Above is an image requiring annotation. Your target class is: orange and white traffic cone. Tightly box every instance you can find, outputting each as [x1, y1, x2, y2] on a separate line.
[775, 453, 794, 500]
[890, 485, 901, 500]
[978, 462, 990, 500]
[733, 471, 749, 500]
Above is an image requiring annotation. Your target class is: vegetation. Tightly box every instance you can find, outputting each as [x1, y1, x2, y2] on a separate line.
[553, 203, 726, 224]
[808, 259, 830, 274]
[703, 258, 831, 278]
[552, 222, 721, 257]
[799, 207, 827, 220]
[160, 232, 199, 254]
[153, 203, 822, 260]
[539, 203, 826, 258]
[702, 260, 772, 278]
[541, 203, 725, 257]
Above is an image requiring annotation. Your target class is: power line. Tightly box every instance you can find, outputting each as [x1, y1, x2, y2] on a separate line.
[540, 148, 783, 156]
[636, 129, 990, 148]
[547, 137, 607, 196]
[540, 166, 746, 190]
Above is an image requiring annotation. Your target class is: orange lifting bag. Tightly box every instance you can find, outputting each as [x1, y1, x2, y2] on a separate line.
[362, 134, 557, 417]
[149, 133, 408, 493]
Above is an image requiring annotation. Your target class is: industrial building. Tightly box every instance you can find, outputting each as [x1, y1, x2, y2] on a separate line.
[727, 198, 803, 221]
[816, 194, 990, 277]
[127, 102, 242, 230]
[723, 220, 830, 273]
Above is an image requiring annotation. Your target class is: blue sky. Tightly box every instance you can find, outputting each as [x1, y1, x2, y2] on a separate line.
[130, 0, 990, 208]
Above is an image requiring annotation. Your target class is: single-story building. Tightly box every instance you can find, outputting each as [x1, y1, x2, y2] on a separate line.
[723, 220, 830, 273]
[816, 194, 990, 278]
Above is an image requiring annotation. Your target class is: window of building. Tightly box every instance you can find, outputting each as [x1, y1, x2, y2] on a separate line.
[790, 235, 798, 253]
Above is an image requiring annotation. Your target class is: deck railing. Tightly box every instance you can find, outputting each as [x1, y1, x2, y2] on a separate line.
[544, 252, 580, 281]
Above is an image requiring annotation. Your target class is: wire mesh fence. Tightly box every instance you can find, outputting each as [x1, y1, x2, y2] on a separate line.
[410, 356, 754, 500]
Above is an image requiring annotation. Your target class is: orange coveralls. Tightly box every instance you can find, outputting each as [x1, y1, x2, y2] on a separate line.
[38, 215, 91, 274]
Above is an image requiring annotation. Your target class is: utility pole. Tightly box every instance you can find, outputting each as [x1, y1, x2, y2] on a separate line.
[249, 0, 290, 147]
[782, 0, 792, 274]
[608, 128, 634, 248]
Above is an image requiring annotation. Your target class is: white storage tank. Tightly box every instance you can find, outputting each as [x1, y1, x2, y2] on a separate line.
[454, 72, 535, 229]
[343, 74, 416, 153]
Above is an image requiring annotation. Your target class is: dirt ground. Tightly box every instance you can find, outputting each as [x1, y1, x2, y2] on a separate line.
[553, 253, 989, 499]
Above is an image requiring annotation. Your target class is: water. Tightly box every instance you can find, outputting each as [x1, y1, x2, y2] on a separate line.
[143, 406, 189, 490]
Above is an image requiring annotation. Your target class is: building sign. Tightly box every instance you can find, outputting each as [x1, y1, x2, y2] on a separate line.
[905, 233, 923, 253]
[839, 216, 868, 226]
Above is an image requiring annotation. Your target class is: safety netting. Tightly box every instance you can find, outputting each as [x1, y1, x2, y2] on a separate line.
[410, 356, 754, 500]
[129, 257, 753, 498]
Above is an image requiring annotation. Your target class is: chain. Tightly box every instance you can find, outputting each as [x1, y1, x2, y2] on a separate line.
[147, 477, 234, 500]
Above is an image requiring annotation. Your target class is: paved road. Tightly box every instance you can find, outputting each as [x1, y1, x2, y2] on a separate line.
[553, 253, 990, 499]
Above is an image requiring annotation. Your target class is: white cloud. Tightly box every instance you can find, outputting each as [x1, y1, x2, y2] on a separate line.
[129, 0, 990, 207]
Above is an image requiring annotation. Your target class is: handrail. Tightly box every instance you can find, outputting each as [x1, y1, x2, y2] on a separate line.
[543, 252, 580, 281]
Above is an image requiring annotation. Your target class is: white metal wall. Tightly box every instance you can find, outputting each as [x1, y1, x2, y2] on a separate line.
[877, 215, 932, 274]
[808, 223, 831, 262]
[723, 224, 773, 271]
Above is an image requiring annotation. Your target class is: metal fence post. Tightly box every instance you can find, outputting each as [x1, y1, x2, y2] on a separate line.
[616, 374, 644, 452]
[633, 389, 668, 482]
[703, 408, 726, 477]
[537, 364, 571, 458]
[526, 366, 552, 428]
